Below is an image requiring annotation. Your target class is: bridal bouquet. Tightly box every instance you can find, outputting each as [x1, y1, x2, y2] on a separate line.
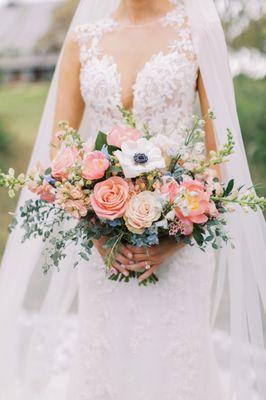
[1, 108, 265, 285]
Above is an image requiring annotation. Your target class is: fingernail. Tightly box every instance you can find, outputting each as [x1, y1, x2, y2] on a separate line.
[129, 261, 134, 265]
[110, 268, 118, 275]
[121, 265, 129, 276]
[128, 253, 133, 258]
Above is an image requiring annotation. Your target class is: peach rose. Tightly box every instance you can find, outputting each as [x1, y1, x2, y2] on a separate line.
[174, 179, 210, 225]
[124, 191, 162, 234]
[107, 125, 142, 148]
[82, 151, 110, 180]
[51, 145, 80, 180]
[90, 176, 129, 220]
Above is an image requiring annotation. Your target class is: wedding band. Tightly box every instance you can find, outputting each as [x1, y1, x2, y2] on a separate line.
[145, 262, 151, 270]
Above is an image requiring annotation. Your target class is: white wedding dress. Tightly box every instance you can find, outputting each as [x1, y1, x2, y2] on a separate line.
[67, 4, 224, 400]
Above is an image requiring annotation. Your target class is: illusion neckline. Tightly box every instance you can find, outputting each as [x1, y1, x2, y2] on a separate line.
[108, 5, 179, 29]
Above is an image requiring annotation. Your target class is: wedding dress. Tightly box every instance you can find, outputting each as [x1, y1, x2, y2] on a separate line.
[70, 4, 224, 399]
[0, 1, 265, 399]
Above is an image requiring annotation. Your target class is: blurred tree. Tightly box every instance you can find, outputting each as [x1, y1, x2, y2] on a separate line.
[231, 14, 266, 53]
[0, 120, 10, 169]
[215, 0, 266, 45]
[36, 0, 79, 53]
[234, 75, 266, 195]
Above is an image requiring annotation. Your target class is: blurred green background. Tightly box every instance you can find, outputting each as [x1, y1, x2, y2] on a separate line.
[0, 0, 265, 257]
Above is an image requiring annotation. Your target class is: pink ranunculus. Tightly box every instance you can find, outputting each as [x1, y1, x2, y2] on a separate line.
[175, 213, 194, 236]
[107, 126, 142, 148]
[175, 179, 211, 225]
[159, 176, 179, 203]
[82, 151, 110, 180]
[90, 176, 129, 220]
[51, 145, 80, 180]
[36, 181, 55, 203]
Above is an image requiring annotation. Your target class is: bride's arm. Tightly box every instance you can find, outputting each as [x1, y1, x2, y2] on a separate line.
[50, 33, 132, 274]
[51, 33, 85, 159]
[197, 71, 222, 180]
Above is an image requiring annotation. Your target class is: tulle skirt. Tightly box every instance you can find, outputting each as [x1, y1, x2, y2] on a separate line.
[69, 246, 225, 400]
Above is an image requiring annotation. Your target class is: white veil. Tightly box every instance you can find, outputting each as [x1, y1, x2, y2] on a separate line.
[0, 0, 265, 399]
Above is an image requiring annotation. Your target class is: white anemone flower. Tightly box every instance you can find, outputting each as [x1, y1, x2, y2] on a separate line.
[114, 138, 165, 178]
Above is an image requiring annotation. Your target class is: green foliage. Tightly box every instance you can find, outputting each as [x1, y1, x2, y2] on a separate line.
[94, 131, 107, 150]
[118, 105, 137, 128]
[231, 14, 266, 53]
[0, 119, 10, 168]
[0, 83, 49, 258]
[234, 75, 266, 195]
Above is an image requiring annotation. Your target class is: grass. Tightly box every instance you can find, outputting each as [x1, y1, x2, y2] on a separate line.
[0, 82, 49, 256]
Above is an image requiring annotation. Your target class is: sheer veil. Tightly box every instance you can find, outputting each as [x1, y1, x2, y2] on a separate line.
[0, 0, 265, 399]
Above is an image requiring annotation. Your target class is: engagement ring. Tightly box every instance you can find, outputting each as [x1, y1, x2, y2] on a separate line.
[145, 262, 151, 270]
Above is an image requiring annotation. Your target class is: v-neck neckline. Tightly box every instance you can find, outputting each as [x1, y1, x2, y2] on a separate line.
[102, 5, 181, 113]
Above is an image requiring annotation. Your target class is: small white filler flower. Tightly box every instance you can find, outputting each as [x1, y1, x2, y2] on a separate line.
[114, 138, 165, 178]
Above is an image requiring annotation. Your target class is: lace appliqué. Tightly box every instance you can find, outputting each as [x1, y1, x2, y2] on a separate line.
[74, 18, 117, 65]
[74, 3, 198, 140]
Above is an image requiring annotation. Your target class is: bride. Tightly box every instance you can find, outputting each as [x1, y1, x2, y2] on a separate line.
[0, 0, 265, 399]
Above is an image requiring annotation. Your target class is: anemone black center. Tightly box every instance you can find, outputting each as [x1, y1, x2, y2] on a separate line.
[133, 153, 149, 164]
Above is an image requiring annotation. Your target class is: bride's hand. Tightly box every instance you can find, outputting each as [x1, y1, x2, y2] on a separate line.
[125, 238, 185, 283]
[93, 236, 133, 277]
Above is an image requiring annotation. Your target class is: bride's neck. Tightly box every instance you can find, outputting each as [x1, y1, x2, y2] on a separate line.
[116, 0, 173, 24]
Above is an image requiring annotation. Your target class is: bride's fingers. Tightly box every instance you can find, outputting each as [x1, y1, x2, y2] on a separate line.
[126, 245, 148, 255]
[119, 245, 134, 260]
[138, 264, 159, 283]
[115, 253, 134, 266]
[113, 262, 129, 277]
[132, 252, 154, 262]
[126, 260, 155, 272]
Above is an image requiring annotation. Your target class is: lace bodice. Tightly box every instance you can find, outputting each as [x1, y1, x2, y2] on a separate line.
[74, 3, 198, 139]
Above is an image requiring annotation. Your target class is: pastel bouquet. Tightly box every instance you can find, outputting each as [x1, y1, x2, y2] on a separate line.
[1, 108, 265, 285]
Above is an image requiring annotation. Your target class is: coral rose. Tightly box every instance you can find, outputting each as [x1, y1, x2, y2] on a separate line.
[90, 176, 129, 220]
[124, 191, 162, 234]
[174, 179, 211, 225]
[51, 145, 80, 180]
[82, 151, 109, 180]
[107, 125, 142, 148]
